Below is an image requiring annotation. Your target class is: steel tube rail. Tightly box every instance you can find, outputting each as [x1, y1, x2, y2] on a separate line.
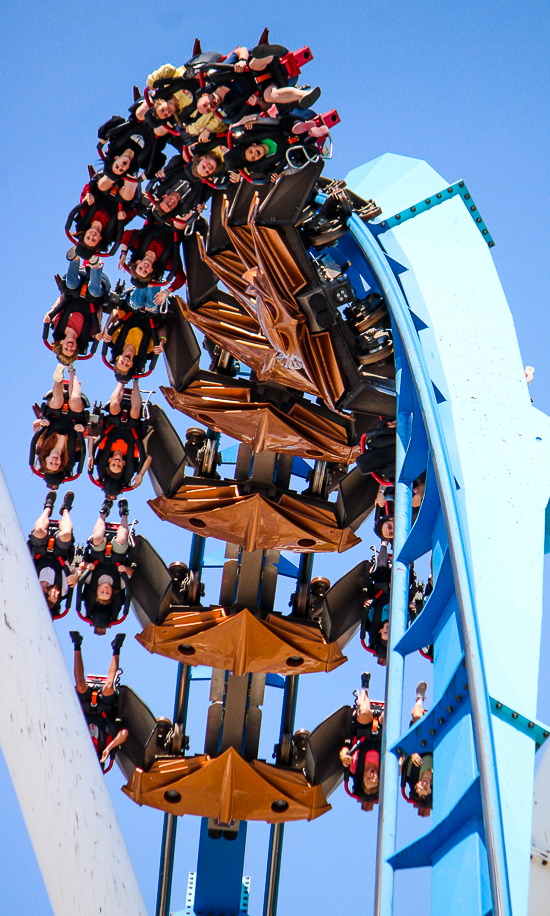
[263, 674, 300, 916]
[156, 534, 205, 916]
[374, 412, 412, 916]
[347, 213, 512, 916]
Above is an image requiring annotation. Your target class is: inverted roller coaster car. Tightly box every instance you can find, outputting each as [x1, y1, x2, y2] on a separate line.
[123, 746, 331, 823]
[161, 375, 370, 463]
[136, 606, 347, 676]
[149, 485, 360, 553]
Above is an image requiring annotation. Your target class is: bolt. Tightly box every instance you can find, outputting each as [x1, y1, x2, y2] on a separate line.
[464, 193, 470, 199]
[436, 193, 442, 199]
[459, 181, 464, 187]
[489, 241, 495, 247]
[447, 705, 453, 713]
[528, 722, 535, 729]
[512, 712, 519, 719]
[438, 717, 445, 725]
[420, 740, 427, 747]
[455, 695, 462, 702]
[447, 187, 453, 193]
[464, 683, 469, 690]
[429, 728, 436, 736]
[425, 198, 431, 204]
[496, 702, 503, 710]
[396, 747, 403, 755]
[381, 222, 387, 227]
[395, 214, 401, 220]
[476, 217, 482, 223]
[470, 205, 477, 211]
[411, 206, 416, 212]
[544, 731, 549, 738]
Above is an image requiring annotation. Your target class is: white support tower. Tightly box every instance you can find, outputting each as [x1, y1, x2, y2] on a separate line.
[0, 467, 148, 916]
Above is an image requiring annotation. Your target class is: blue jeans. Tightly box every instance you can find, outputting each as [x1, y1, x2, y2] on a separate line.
[66, 258, 103, 297]
[129, 285, 161, 314]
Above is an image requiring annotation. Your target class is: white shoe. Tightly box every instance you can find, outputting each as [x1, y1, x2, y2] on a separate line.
[53, 364, 64, 383]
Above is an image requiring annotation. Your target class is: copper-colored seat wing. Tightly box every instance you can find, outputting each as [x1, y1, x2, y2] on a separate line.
[161, 384, 360, 463]
[176, 295, 318, 395]
[149, 487, 360, 553]
[136, 606, 347, 676]
[123, 746, 331, 823]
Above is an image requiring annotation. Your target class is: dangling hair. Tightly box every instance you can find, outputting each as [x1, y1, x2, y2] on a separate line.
[36, 432, 69, 475]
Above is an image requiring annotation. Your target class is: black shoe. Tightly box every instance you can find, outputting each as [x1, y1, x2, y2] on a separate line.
[111, 632, 126, 653]
[100, 498, 113, 517]
[299, 86, 321, 110]
[361, 671, 371, 691]
[44, 490, 57, 511]
[118, 498, 129, 518]
[66, 246, 78, 261]
[60, 491, 74, 513]
[69, 631, 83, 650]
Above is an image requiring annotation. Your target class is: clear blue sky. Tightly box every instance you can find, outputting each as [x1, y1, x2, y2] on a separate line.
[1, 1, 550, 914]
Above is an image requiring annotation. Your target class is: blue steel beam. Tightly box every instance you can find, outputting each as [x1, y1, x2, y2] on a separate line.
[347, 208, 511, 916]
[319, 171, 514, 916]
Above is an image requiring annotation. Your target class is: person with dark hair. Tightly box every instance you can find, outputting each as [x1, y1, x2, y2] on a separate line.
[44, 249, 108, 365]
[98, 111, 164, 182]
[339, 673, 384, 811]
[362, 544, 392, 664]
[102, 302, 168, 380]
[68, 180, 131, 259]
[88, 380, 151, 497]
[117, 216, 186, 307]
[149, 153, 212, 225]
[31, 365, 89, 489]
[70, 630, 128, 768]
[28, 490, 79, 617]
[373, 472, 426, 542]
[400, 682, 432, 816]
[77, 499, 134, 635]
[224, 113, 323, 182]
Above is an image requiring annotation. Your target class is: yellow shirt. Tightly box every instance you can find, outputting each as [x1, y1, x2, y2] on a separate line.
[146, 63, 193, 115]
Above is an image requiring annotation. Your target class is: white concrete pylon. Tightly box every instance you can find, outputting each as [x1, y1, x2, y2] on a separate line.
[0, 467, 148, 916]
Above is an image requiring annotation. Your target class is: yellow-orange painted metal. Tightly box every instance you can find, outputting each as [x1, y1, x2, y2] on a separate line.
[123, 746, 331, 823]
[136, 606, 347, 676]
[148, 486, 360, 553]
[161, 384, 360, 464]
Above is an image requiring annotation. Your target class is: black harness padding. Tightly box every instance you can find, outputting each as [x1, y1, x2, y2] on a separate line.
[79, 688, 119, 759]
[30, 402, 87, 487]
[402, 754, 433, 809]
[226, 115, 315, 178]
[99, 114, 155, 174]
[73, 189, 120, 256]
[79, 543, 132, 627]
[127, 218, 183, 282]
[249, 44, 290, 88]
[108, 310, 158, 374]
[94, 414, 147, 491]
[351, 714, 383, 802]
[50, 300, 98, 354]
